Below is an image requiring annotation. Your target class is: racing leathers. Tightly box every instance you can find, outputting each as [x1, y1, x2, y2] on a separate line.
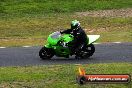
[60, 27, 88, 54]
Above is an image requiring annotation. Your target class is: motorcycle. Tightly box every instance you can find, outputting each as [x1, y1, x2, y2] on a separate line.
[39, 31, 100, 59]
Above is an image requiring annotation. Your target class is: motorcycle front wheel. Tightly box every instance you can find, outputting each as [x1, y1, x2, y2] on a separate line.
[39, 47, 54, 60]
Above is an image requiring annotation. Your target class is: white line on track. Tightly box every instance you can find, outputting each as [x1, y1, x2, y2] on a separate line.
[0, 42, 123, 48]
[0, 47, 6, 48]
[113, 42, 121, 44]
[93, 43, 101, 44]
[22, 46, 31, 48]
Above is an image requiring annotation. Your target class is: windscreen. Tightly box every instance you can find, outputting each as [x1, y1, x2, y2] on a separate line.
[51, 31, 61, 39]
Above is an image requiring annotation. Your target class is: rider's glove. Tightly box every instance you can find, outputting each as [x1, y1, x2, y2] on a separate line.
[60, 31, 63, 34]
[60, 42, 68, 48]
[62, 42, 68, 47]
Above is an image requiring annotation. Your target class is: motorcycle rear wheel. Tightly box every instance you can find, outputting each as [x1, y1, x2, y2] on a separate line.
[86, 44, 95, 56]
[75, 44, 95, 59]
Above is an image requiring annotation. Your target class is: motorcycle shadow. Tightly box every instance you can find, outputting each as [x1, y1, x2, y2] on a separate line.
[52, 55, 93, 60]
[40, 56, 94, 65]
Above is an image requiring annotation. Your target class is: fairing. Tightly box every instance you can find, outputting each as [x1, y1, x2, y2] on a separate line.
[45, 32, 74, 56]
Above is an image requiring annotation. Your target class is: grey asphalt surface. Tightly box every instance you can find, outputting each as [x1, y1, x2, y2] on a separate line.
[0, 43, 132, 67]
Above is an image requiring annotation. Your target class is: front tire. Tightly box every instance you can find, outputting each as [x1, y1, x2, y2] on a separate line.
[39, 47, 54, 60]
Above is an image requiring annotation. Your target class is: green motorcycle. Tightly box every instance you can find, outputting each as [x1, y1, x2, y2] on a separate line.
[39, 31, 100, 59]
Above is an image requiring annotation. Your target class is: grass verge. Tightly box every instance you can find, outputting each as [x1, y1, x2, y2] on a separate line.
[0, 63, 132, 88]
[1, 0, 132, 17]
[0, 0, 132, 46]
[0, 16, 132, 47]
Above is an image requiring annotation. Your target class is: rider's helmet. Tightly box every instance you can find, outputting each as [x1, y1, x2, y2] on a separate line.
[71, 20, 80, 30]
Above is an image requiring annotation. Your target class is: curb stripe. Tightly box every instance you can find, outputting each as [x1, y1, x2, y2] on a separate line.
[93, 43, 101, 44]
[22, 46, 31, 48]
[0, 47, 6, 48]
[113, 42, 121, 44]
[0, 42, 123, 48]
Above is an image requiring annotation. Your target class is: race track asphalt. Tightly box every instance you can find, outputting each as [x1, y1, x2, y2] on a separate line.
[0, 43, 132, 66]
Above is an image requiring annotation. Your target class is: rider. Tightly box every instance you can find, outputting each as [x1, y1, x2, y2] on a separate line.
[60, 20, 88, 54]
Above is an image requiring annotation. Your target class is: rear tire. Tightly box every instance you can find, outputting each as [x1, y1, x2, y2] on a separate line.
[86, 44, 95, 56]
[75, 44, 95, 59]
[39, 47, 54, 60]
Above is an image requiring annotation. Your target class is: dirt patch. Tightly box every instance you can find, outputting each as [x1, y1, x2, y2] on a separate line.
[76, 8, 132, 17]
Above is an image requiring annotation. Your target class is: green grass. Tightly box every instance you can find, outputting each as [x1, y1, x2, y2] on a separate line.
[1, 0, 132, 17]
[0, 63, 132, 88]
[0, 0, 132, 46]
[0, 16, 132, 46]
